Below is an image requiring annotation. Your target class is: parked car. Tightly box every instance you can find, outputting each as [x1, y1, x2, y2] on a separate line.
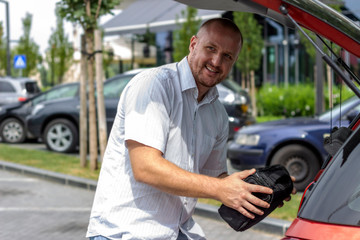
[227, 96, 360, 191]
[26, 69, 254, 153]
[175, 0, 360, 238]
[0, 82, 79, 143]
[283, 113, 360, 239]
[0, 77, 41, 106]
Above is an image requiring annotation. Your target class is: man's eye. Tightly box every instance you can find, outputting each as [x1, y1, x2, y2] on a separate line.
[224, 54, 232, 60]
[207, 46, 215, 51]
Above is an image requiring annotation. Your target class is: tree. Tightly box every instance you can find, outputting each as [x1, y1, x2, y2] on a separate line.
[45, 6, 74, 87]
[57, 0, 121, 170]
[233, 12, 264, 117]
[0, 21, 6, 75]
[173, 7, 201, 62]
[13, 13, 41, 77]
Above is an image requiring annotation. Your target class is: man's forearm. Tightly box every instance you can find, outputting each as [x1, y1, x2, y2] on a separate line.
[127, 139, 222, 199]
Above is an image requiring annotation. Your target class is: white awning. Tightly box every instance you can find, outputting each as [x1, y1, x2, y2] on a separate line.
[102, 0, 224, 35]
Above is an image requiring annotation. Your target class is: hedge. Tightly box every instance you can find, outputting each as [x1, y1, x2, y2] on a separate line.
[256, 84, 355, 118]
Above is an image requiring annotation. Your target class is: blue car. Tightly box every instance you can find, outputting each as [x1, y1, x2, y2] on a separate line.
[227, 96, 360, 191]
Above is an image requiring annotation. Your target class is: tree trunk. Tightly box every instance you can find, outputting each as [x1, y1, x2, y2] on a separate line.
[86, 29, 98, 171]
[95, 29, 107, 161]
[250, 70, 257, 118]
[241, 72, 246, 89]
[80, 35, 88, 168]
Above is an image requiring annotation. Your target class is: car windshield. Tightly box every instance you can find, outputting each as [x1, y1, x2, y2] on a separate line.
[104, 75, 134, 99]
[318, 96, 358, 121]
[31, 84, 79, 106]
[298, 126, 360, 226]
[221, 79, 244, 94]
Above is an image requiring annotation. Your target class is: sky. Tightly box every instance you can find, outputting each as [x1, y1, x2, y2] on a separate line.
[0, 0, 359, 56]
[0, 0, 69, 54]
[0, 0, 117, 55]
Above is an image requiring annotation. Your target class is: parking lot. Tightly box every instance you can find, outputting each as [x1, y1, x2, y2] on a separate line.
[0, 162, 281, 240]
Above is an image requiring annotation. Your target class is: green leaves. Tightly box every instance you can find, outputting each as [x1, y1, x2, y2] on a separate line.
[233, 12, 263, 74]
[173, 7, 201, 62]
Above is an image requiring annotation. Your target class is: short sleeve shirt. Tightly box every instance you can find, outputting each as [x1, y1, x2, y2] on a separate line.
[87, 57, 229, 240]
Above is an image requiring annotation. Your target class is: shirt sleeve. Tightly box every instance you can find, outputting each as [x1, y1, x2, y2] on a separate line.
[123, 71, 172, 154]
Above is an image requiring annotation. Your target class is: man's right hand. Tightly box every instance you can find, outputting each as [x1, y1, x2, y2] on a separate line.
[217, 169, 273, 219]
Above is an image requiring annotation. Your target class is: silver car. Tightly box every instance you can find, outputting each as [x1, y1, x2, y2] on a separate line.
[0, 77, 41, 106]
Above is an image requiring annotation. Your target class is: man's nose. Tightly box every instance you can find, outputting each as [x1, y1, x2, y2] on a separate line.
[211, 53, 222, 66]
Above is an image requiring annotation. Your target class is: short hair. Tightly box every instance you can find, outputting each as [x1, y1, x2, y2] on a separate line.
[198, 18, 243, 48]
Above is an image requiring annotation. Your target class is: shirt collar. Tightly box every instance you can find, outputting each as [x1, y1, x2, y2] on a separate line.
[177, 57, 219, 103]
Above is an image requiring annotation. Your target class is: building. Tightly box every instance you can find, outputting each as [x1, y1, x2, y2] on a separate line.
[101, 0, 359, 87]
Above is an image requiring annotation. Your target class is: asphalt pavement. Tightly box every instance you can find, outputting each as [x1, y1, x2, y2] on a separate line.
[0, 159, 291, 240]
[0, 165, 282, 240]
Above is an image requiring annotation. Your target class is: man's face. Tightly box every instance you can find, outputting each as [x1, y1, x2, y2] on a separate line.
[188, 23, 242, 96]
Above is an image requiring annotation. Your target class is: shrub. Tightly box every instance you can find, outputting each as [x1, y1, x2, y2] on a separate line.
[256, 83, 354, 118]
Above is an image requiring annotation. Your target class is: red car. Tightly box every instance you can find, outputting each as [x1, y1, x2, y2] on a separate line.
[176, 0, 360, 239]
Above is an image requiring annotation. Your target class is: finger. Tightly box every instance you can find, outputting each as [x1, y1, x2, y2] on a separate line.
[284, 196, 291, 202]
[238, 168, 256, 179]
[249, 195, 271, 209]
[248, 183, 273, 195]
[237, 206, 255, 219]
[241, 200, 265, 216]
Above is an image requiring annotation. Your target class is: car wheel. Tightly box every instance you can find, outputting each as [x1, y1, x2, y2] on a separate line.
[0, 118, 26, 143]
[44, 119, 78, 153]
[271, 144, 320, 191]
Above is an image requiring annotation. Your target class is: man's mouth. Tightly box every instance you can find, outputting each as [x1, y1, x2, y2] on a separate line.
[206, 64, 219, 73]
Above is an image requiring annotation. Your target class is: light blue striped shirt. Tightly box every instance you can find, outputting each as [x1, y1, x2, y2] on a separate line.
[87, 57, 229, 240]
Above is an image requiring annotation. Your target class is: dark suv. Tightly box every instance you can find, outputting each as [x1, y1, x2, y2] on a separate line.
[0, 83, 79, 143]
[0, 77, 41, 106]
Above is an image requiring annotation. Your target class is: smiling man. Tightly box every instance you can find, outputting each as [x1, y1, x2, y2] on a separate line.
[86, 18, 273, 240]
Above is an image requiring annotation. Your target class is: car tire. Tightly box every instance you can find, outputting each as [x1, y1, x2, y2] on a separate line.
[44, 119, 78, 153]
[271, 144, 320, 191]
[0, 118, 26, 143]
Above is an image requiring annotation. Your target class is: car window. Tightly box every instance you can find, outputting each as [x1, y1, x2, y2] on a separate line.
[24, 82, 41, 94]
[221, 79, 243, 93]
[298, 127, 360, 226]
[0, 81, 16, 92]
[104, 75, 133, 99]
[32, 84, 79, 106]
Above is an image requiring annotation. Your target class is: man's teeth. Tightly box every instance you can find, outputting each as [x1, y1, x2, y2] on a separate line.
[206, 65, 217, 73]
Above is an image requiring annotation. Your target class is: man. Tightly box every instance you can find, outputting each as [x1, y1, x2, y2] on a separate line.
[87, 18, 274, 240]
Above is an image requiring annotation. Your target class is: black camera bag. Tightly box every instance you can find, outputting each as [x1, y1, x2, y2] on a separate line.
[218, 165, 293, 232]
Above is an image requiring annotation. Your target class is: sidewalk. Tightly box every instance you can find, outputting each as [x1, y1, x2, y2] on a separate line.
[0, 160, 291, 236]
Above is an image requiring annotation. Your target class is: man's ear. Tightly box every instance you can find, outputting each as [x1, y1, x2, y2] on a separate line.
[189, 35, 197, 52]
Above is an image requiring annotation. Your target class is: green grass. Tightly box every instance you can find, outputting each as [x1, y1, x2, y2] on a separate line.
[0, 143, 300, 221]
[0, 143, 100, 180]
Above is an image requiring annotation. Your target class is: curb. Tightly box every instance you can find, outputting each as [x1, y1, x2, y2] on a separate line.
[0, 160, 291, 236]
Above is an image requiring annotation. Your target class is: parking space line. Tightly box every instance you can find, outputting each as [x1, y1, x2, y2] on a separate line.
[0, 207, 91, 212]
[0, 178, 38, 182]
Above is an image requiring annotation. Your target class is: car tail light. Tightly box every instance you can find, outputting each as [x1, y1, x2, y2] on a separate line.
[351, 119, 360, 130]
[233, 126, 241, 132]
[18, 97, 27, 102]
[297, 181, 314, 211]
